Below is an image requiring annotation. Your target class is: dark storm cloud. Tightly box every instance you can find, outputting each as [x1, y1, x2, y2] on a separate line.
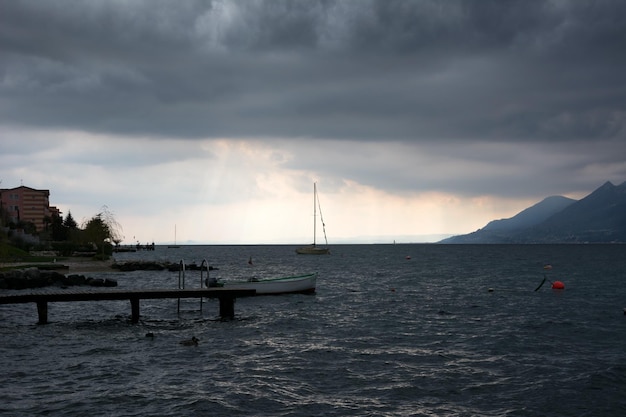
[1, 0, 625, 144]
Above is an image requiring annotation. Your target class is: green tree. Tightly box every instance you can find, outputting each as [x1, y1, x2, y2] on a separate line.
[83, 215, 109, 246]
[63, 211, 78, 229]
[51, 213, 68, 241]
[64, 210, 80, 242]
[17, 220, 37, 235]
[81, 206, 123, 259]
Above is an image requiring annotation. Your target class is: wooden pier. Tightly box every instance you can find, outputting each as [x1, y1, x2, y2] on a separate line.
[0, 288, 256, 324]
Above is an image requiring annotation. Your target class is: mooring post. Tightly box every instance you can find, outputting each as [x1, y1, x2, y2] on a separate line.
[37, 300, 48, 325]
[219, 296, 235, 319]
[130, 297, 140, 323]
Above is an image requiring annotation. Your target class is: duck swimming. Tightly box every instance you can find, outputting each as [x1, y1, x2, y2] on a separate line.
[180, 336, 199, 346]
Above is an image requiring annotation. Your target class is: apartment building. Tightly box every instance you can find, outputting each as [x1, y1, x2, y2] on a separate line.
[0, 185, 61, 232]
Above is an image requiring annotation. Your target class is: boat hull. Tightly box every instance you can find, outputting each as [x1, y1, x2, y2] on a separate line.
[295, 246, 330, 255]
[220, 273, 317, 295]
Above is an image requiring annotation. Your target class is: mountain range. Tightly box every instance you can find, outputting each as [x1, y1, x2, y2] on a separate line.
[440, 181, 626, 244]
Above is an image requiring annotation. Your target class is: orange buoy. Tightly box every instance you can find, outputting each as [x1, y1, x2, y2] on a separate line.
[552, 280, 565, 290]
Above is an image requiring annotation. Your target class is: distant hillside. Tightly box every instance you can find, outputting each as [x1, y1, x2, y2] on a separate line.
[441, 181, 626, 244]
[482, 196, 576, 232]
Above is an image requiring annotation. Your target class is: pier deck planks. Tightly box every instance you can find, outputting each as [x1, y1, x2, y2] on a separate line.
[0, 288, 256, 324]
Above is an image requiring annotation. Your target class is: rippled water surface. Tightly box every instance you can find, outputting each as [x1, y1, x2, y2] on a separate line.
[2, 244, 626, 416]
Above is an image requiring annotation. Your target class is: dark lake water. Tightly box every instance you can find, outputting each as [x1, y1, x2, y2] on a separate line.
[2, 244, 626, 416]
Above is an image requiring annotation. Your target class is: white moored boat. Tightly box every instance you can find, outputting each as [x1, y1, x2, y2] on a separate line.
[208, 272, 317, 295]
[296, 182, 330, 255]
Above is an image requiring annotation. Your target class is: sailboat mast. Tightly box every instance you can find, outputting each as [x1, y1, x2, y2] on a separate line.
[313, 183, 317, 246]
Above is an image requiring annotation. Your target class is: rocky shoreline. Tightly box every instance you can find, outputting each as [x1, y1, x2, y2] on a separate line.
[0, 259, 219, 290]
[0, 268, 118, 290]
[111, 260, 218, 272]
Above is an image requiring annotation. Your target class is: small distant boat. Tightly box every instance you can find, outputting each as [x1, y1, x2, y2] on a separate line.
[208, 272, 317, 295]
[168, 225, 180, 248]
[296, 245, 329, 255]
[296, 182, 330, 255]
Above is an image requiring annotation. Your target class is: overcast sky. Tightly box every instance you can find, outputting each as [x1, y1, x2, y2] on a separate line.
[2, 0, 625, 244]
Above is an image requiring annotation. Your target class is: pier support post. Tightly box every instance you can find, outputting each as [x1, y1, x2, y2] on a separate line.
[219, 296, 235, 319]
[37, 301, 48, 325]
[130, 297, 140, 323]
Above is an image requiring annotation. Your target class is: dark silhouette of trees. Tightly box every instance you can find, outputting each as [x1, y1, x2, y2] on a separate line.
[50, 213, 67, 241]
[1, 202, 125, 258]
[63, 211, 78, 229]
[81, 206, 123, 258]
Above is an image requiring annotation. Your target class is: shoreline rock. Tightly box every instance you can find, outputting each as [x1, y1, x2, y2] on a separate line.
[0, 268, 117, 290]
[112, 261, 218, 272]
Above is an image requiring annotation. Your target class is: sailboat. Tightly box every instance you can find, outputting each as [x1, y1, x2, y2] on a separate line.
[168, 225, 180, 248]
[296, 182, 330, 255]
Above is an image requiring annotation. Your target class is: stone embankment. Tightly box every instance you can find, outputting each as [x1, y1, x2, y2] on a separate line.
[111, 261, 217, 272]
[0, 268, 117, 290]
